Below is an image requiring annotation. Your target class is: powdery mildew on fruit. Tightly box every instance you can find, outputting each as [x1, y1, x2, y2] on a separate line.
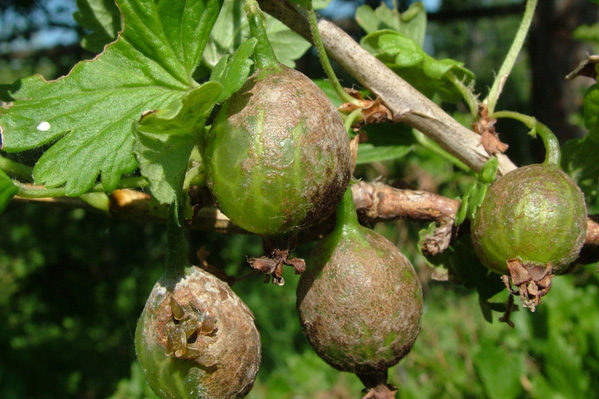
[472, 164, 587, 275]
[205, 65, 351, 236]
[297, 228, 423, 377]
[136, 267, 261, 399]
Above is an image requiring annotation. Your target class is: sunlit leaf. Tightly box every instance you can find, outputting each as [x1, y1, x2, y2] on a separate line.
[134, 82, 222, 204]
[0, 0, 222, 196]
[0, 169, 18, 214]
[74, 0, 122, 53]
[203, 0, 310, 69]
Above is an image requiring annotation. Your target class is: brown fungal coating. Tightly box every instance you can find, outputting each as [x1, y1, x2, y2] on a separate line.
[205, 64, 351, 236]
[297, 226, 423, 378]
[472, 163, 587, 311]
[135, 266, 261, 399]
[472, 163, 587, 275]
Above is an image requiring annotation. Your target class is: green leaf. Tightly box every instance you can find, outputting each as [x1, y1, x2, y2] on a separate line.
[479, 157, 499, 184]
[313, 0, 332, 9]
[210, 38, 256, 103]
[455, 185, 473, 226]
[0, 0, 223, 196]
[583, 84, 599, 140]
[73, 0, 122, 53]
[473, 339, 524, 399]
[468, 184, 487, 220]
[134, 82, 222, 205]
[356, 144, 412, 165]
[355, 2, 426, 46]
[419, 229, 504, 319]
[288, 0, 311, 9]
[312, 79, 343, 107]
[203, 0, 311, 69]
[562, 135, 599, 214]
[360, 30, 474, 104]
[356, 123, 415, 164]
[0, 169, 18, 214]
[574, 23, 599, 47]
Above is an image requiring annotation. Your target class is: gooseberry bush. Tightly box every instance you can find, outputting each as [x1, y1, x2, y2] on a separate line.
[1, 0, 599, 398]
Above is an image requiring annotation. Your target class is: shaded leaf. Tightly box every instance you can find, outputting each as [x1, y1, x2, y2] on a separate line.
[419, 228, 504, 320]
[356, 123, 415, 164]
[203, 0, 310, 68]
[360, 30, 474, 104]
[356, 144, 412, 164]
[0, 169, 18, 214]
[312, 79, 344, 107]
[562, 135, 599, 214]
[355, 2, 426, 46]
[74, 0, 122, 53]
[210, 38, 256, 103]
[313, 0, 332, 9]
[288, 0, 311, 9]
[0, 0, 222, 196]
[583, 84, 599, 139]
[134, 82, 222, 205]
[473, 339, 524, 399]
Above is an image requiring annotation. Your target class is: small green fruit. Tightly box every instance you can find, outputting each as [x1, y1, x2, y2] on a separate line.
[471, 163, 587, 275]
[135, 266, 261, 399]
[297, 190, 423, 396]
[205, 65, 351, 236]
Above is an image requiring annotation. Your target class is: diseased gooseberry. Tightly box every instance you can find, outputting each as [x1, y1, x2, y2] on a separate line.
[205, 64, 351, 237]
[135, 266, 261, 399]
[297, 189, 423, 398]
[471, 125, 587, 310]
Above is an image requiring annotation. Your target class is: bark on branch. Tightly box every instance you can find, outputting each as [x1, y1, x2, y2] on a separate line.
[11, 182, 599, 257]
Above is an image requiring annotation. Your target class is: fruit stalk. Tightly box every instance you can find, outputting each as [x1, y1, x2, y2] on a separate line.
[305, 7, 360, 106]
[336, 185, 360, 230]
[491, 110, 560, 165]
[164, 203, 188, 281]
[244, 0, 279, 70]
[0, 154, 32, 181]
[485, 0, 538, 114]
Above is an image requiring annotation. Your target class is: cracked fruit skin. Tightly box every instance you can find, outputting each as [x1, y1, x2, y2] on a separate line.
[135, 266, 261, 399]
[205, 65, 351, 236]
[297, 195, 423, 377]
[471, 164, 587, 275]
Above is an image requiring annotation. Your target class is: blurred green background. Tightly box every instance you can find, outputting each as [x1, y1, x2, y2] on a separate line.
[2, 0, 599, 398]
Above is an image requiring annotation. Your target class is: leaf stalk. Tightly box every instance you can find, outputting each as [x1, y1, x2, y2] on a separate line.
[244, 0, 280, 70]
[0, 155, 33, 181]
[15, 176, 148, 199]
[306, 7, 361, 106]
[485, 0, 538, 114]
[491, 110, 560, 166]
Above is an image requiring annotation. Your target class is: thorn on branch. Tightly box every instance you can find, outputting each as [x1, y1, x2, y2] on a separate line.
[421, 216, 456, 257]
[566, 54, 599, 80]
[475, 104, 508, 155]
[339, 88, 393, 130]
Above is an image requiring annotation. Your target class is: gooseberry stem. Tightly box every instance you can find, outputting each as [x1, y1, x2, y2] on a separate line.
[343, 109, 363, 133]
[491, 110, 561, 166]
[336, 187, 360, 230]
[0, 155, 32, 181]
[15, 176, 149, 198]
[445, 71, 479, 119]
[244, 0, 279, 70]
[306, 7, 361, 106]
[413, 130, 471, 173]
[485, 0, 538, 114]
[164, 203, 189, 281]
